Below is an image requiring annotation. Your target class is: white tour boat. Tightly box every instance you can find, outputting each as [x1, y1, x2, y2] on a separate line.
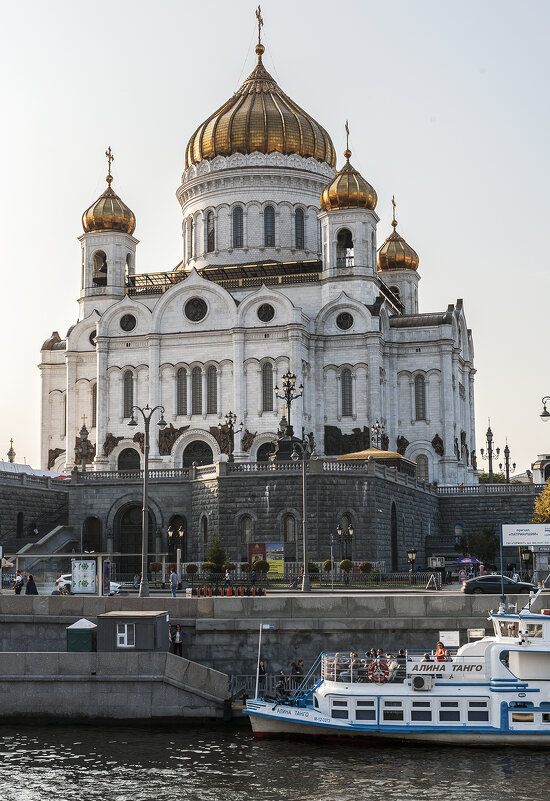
[246, 592, 550, 745]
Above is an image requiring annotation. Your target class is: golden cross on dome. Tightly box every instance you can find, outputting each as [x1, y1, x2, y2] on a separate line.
[282, 403, 286, 416]
[256, 5, 263, 45]
[81, 413, 87, 427]
[345, 120, 350, 150]
[391, 195, 397, 229]
[105, 146, 114, 185]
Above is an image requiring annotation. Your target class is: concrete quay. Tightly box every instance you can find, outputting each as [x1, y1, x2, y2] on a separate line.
[0, 591, 524, 675]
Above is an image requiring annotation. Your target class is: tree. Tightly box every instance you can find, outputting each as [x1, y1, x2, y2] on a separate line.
[359, 561, 373, 574]
[252, 560, 269, 574]
[454, 528, 499, 564]
[340, 559, 353, 576]
[240, 562, 251, 573]
[532, 480, 550, 523]
[205, 535, 228, 572]
[478, 471, 506, 484]
[185, 563, 199, 575]
[323, 559, 334, 572]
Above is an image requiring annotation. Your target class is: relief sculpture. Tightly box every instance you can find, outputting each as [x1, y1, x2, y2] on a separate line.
[396, 435, 409, 456]
[103, 433, 124, 456]
[47, 448, 65, 470]
[324, 425, 370, 456]
[159, 424, 190, 456]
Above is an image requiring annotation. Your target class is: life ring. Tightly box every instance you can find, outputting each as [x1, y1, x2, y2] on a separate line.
[368, 660, 389, 684]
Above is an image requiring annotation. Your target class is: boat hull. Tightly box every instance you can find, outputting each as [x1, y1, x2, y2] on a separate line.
[248, 712, 550, 747]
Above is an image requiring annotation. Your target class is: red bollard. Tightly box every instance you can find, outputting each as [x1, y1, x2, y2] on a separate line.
[252, 585, 256, 597]
[240, 585, 244, 597]
[197, 586, 201, 598]
[209, 586, 212, 597]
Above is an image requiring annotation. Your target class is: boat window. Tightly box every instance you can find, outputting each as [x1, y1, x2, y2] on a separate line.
[356, 700, 375, 706]
[542, 713, 550, 723]
[439, 701, 460, 722]
[468, 701, 489, 722]
[526, 624, 543, 638]
[331, 698, 348, 719]
[332, 700, 348, 707]
[512, 712, 534, 723]
[440, 701, 459, 707]
[331, 709, 348, 719]
[412, 701, 431, 706]
[383, 701, 403, 722]
[355, 699, 376, 721]
[411, 709, 432, 721]
[314, 697, 319, 709]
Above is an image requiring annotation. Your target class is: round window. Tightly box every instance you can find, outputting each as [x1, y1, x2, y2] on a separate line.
[185, 297, 208, 322]
[257, 303, 275, 322]
[336, 312, 354, 331]
[89, 331, 97, 346]
[120, 314, 136, 332]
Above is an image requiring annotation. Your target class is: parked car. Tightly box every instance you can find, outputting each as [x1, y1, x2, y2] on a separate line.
[461, 575, 536, 594]
[54, 574, 120, 594]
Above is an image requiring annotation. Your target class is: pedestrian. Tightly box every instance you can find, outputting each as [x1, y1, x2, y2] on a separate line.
[134, 574, 140, 589]
[13, 571, 23, 595]
[250, 567, 257, 588]
[172, 624, 184, 657]
[224, 568, 232, 589]
[512, 569, 519, 582]
[25, 575, 38, 595]
[258, 659, 267, 698]
[169, 568, 178, 598]
[435, 641, 446, 662]
[297, 659, 304, 675]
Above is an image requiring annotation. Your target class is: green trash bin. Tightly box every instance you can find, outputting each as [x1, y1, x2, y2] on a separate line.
[66, 618, 97, 652]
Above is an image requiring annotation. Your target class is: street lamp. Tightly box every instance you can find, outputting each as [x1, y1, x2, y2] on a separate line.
[407, 547, 417, 583]
[168, 523, 184, 582]
[291, 438, 316, 593]
[498, 441, 516, 484]
[370, 420, 385, 449]
[336, 522, 354, 561]
[274, 372, 303, 435]
[540, 397, 550, 422]
[480, 423, 500, 483]
[218, 411, 243, 462]
[521, 549, 531, 580]
[128, 404, 167, 597]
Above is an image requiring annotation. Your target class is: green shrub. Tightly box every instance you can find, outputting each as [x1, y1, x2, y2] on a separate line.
[359, 561, 373, 574]
[252, 560, 269, 574]
[240, 562, 251, 572]
[339, 559, 353, 574]
[222, 562, 236, 572]
[185, 563, 199, 575]
[200, 561, 217, 573]
[323, 559, 334, 572]
[308, 561, 319, 575]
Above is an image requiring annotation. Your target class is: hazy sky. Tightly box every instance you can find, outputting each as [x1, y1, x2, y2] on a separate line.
[1, 0, 548, 474]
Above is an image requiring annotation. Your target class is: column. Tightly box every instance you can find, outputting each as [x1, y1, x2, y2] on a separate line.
[409, 378, 415, 425]
[439, 344, 455, 483]
[217, 366, 222, 417]
[232, 331, 245, 458]
[64, 353, 77, 470]
[186, 371, 192, 418]
[94, 340, 109, 468]
[148, 336, 161, 461]
[202, 369, 207, 418]
[336, 373, 342, 420]
[366, 335, 381, 424]
[351, 372, 357, 419]
[289, 330, 303, 436]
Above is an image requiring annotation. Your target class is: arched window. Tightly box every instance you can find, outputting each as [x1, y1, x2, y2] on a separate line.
[232, 207, 243, 248]
[241, 515, 252, 543]
[206, 366, 217, 414]
[183, 440, 213, 467]
[284, 514, 296, 543]
[336, 229, 354, 267]
[191, 367, 202, 415]
[206, 211, 215, 253]
[341, 369, 352, 417]
[295, 208, 305, 250]
[415, 374, 426, 420]
[264, 205, 275, 246]
[118, 448, 140, 471]
[91, 383, 97, 428]
[262, 363, 273, 412]
[257, 442, 273, 462]
[186, 219, 194, 261]
[123, 371, 134, 418]
[416, 454, 429, 482]
[176, 368, 187, 416]
[92, 250, 107, 286]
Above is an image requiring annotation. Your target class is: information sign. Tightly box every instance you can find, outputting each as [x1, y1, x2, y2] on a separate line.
[71, 559, 96, 594]
[502, 524, 550, 547]
[265, 542, 284, 576]
[438, 630, 460, 647]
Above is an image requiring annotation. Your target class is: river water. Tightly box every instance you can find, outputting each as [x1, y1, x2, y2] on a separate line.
[0, 722, 547, 801]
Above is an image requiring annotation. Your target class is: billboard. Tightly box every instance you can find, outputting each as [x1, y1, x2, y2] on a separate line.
[265, 542, 285, 576]
[501, 524, 550, 547]
[71, 559, 96, 594]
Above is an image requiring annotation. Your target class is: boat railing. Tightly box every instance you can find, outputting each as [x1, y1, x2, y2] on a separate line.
[321, 650, 487, 683]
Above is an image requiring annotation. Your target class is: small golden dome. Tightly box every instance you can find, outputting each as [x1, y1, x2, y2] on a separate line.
[377, 199, 419, 271]
[82, 148, 136, 235]
[185, 45, 335, 169]
[320, 148, 377, 211]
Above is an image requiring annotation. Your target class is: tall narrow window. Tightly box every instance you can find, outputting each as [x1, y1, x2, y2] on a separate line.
[415, 374, 426, 420]
[176, 368, 187, 415]
[91, 383, 97, 428]
[416, 454, 429, 482]
[206, 211, 215, 253]
[264, 206, 275, 246]
[337, 229, 354, 267]
[192, 367, 202, 415]
[241, 515, 252, 543]
[186, 219, 194, 261]
[295, 208, 305, 249]
[206, 366, 217, 414]
[284, 514, 296, 543]
[123, 371, 133, 418]
[341, 369, 352, 417]
[262, 363, 273, 412]
[232, 207, 243, 248]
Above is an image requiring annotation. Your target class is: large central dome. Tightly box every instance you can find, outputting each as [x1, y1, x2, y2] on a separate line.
[185, 44, 336, 169]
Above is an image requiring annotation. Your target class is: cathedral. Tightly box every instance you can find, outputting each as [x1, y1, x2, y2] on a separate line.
[40, 24, 476, 487]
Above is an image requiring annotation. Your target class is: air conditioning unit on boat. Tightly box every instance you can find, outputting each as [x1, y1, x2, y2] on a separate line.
[412, 675, 434, 691]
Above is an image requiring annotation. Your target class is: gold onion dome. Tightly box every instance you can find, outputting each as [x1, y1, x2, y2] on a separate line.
[377, 199, 419, 271]
[320, 148, 377, 211]
[82, 148, 136, 235]
[185, 43, 336, 169]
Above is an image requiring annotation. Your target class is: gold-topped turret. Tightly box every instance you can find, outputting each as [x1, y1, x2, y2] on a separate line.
[377, 197, 419, 271]
[320, 123, 377, 211]
[185, 8, 335, 169]
[82, 147, 136, 235]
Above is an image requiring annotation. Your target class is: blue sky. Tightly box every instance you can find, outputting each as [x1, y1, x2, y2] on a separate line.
[1, 0, 548, 475]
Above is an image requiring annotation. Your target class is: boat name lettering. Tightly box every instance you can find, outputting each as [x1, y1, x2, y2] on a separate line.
[411, 663, 483, 673]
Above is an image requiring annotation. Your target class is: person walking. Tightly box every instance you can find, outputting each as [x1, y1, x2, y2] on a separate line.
[172, 624, 184, 657]
[250, 568, 257, 589]
[169, 568, 178, 598]
[258, 659, 267, 698]
[224, 569, 232, 590]
[13, 571, 24, 595]
[25, 575, 38, 595]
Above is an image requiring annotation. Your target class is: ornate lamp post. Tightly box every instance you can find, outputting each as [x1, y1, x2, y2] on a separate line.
[521, 549, 531, 581]
[74, 415, 90, 473]
[128, 404, 167, 597]
[218, 411, 243, 462]
[407, 547, 417, 584]
[168, 523, 184, 582]
[498, 441, 516, 484]
[336, 522, 354, 561]
[480, 424, 500, 483]
[291, 437, 316, 593]
[540, 397, 550, 422]
[274, 372, 303, 436]
[371, 420, 385, 449]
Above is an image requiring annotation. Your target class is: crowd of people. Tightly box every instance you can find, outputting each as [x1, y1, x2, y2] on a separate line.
[11, 571, 38, 595]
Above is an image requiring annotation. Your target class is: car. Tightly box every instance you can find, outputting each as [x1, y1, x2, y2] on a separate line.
[54, 574, 120, 594]
[461, 574, 537, 595]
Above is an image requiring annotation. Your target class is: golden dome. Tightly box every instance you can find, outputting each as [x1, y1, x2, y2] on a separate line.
[320, 148, 377, 211]
[82, 149, 136, 235]
[185, 44, 336, 169]
[377, 199, 419, 272]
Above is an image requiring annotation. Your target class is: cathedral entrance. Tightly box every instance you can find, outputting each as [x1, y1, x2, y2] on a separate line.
[182, 441, 213, 467]
[114, 505, 155, 576]
[118, 448, 140, 471]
